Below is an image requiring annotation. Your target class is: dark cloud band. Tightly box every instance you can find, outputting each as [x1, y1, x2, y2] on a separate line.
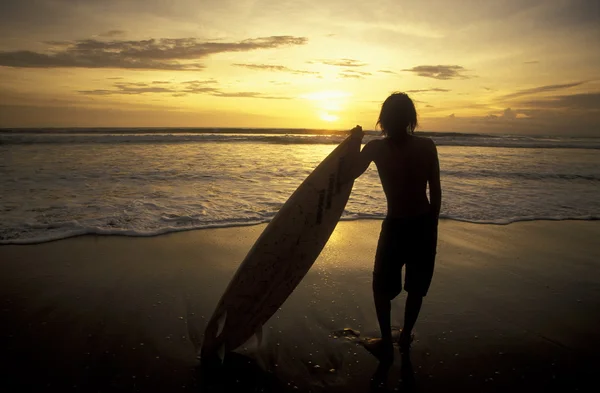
[501, 82, 586, 100]
[312, 58, 367, 67]
[403, 65, 471, 80]
[78, 81, 290, 99]
[233, 63, 318, 75]
[0, 36, 308, 70]
[406, 88, 451, 93]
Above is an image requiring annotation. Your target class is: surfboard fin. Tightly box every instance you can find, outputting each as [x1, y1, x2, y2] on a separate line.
[255, 325, 263, 346]
[217, 343, 226, 364]
[216, 311, 227, 338]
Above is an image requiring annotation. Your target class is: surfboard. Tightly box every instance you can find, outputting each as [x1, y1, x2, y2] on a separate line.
[201, 135, 361, 359]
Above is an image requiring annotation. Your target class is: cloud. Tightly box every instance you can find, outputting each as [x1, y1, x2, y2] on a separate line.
[523, 60, 539, 64]
[338, 70, 372, 79]
[182, 79, 218, 86]
[78, 80, 289, 99]
[402, 65, 471, 80]
[233, 63, 318, 75]
[518, 92, 600, 110]
[0, 35, 308, 70]
[405, 88, 451, 93]
[79, 80, 219, 96]
[378, 70, 397, 74]
[425, 104, 434, 108]
[99, 30, 126, 38]
[269, 80, 290, 85]
[211, 91, 289, 99]
[80, 82, 178, 96]
[338, 73, 361, 79]
[449, 92, 600, 129]
[42, 40, 72, 48]
[538, 0, 600, 30]
[483, 108, 519, 121]
[180, 80, 219, 94]
[234, 64, 288, 72]
[314, 58, 367, 67]
[502, 107, 517, 119]
[501, 82, 586, 100]
[427, 109, 600, 136]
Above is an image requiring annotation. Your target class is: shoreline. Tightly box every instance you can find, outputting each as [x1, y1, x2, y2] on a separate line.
[3, 216, 599, 246]
[1, 220, 599, 392]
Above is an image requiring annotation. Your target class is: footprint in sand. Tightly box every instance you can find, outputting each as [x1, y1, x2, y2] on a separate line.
[330, 327, 415, 361]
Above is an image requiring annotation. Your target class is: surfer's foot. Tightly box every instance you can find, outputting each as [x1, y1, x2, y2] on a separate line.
[363, 338, 394, 363]
[398, 330, 414, 354]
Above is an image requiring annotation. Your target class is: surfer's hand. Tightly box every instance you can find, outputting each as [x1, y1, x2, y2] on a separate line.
[350, 125, 364, 140]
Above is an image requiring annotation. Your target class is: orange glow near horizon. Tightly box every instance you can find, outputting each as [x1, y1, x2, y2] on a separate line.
[0, 1, 598, 135]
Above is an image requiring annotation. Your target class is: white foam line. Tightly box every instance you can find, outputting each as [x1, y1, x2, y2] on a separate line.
[2, 215, 598, 245]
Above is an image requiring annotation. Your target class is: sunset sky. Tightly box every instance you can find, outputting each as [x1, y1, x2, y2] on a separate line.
[0, 0, 598, 135]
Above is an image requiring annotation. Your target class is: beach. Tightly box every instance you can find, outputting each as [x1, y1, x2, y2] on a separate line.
[1, 219, 599, 392]
[3, 0, 600, 392]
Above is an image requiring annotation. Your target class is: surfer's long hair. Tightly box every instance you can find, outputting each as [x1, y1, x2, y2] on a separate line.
[377, 92, 418, 139]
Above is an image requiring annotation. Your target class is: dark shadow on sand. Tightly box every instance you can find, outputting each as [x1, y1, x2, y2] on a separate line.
[370, 352, 417, 393]
[197, 352, 282, 392]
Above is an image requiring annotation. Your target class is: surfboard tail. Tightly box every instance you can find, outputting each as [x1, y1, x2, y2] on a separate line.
[216, 311, 227, 337]
[255, 325, 263, 346]
[200, 309, 228, 363]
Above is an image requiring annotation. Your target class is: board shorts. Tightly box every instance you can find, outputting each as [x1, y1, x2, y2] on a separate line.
[373, 213, 437, 299]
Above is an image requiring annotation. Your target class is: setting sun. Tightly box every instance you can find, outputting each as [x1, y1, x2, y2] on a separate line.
[320, 112, 339, 122]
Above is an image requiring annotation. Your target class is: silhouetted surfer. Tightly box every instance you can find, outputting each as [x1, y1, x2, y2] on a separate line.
[342, 92, 441, 362]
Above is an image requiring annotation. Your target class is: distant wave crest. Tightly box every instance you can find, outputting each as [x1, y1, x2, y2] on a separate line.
[1, 132, 600, 149]
[443, 169, 600, 182]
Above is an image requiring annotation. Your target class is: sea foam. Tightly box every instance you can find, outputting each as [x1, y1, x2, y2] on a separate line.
[2, 130, 599, 244]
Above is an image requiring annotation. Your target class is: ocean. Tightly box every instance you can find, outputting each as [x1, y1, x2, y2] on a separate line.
[1, 129, 599, 244]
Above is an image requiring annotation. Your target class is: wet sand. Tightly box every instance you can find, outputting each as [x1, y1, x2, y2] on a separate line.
[1, 220, 599, 392]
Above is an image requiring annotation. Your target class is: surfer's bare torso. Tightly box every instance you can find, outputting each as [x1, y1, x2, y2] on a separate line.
[371, 136, 436, 217]
[344, 134, 441, 219]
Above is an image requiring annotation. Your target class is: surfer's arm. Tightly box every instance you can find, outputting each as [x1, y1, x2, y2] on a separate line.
[339, 140, 378, 184]
[428, 140, 442, 221]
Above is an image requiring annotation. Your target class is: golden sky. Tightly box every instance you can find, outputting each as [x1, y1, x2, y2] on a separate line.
[0, 0, 599, 135]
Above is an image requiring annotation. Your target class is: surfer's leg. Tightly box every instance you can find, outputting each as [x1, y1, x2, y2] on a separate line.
[401, 269, 427, 339]
[372, 219, 403, 343]
[368, 287, 394, 362]
[400, 213, 437, 349]
[374, 290, 392, 342]
[401, 293, 422, 345]
[372, 273, 398, 362]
